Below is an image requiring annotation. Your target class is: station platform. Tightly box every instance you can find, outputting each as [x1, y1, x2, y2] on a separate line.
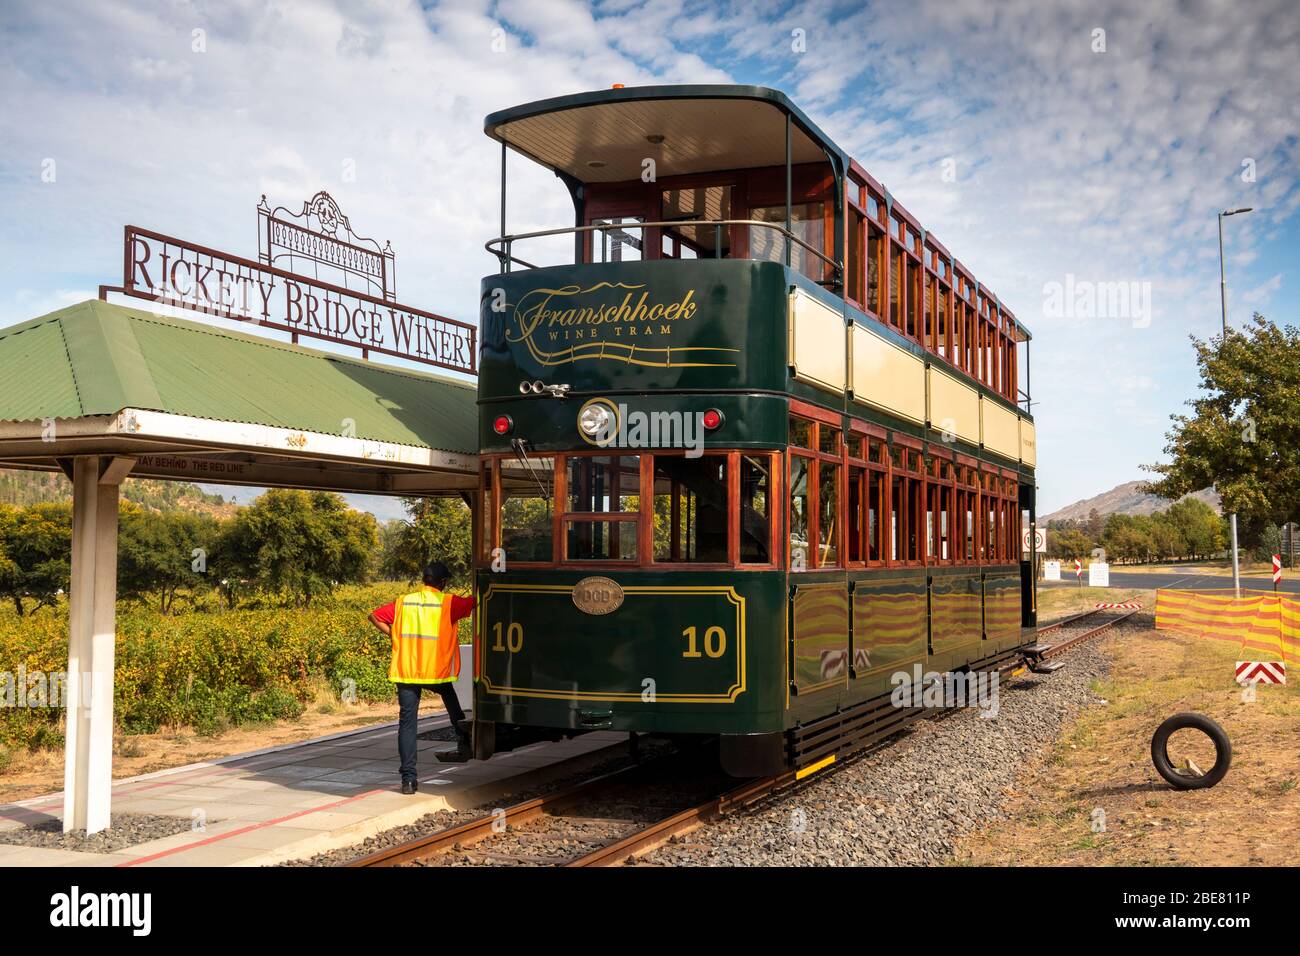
[0, 716, 626, 867]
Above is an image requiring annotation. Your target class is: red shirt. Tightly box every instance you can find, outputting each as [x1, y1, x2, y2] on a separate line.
[371, 591, 475, 627]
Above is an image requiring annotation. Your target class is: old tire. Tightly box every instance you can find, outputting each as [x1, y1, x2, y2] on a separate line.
[1150, 713, 1231, 790]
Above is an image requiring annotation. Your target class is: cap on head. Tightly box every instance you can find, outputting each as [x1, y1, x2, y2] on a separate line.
[422, 561, 451, 588]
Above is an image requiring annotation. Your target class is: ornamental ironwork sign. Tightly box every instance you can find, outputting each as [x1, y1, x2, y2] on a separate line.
[100, 191, 476, 375]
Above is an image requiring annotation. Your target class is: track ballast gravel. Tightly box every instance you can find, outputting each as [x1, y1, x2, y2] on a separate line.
[638, 636, 1117, 866]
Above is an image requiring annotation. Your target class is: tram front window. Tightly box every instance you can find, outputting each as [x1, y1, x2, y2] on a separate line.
[566, 455, 640, 561]
[749, 202, 826, 282]
[500, 454, 555, 563]
[661, 185, 732, 259]
[652, 455, 728, 563]
[591, 217, 644, 263]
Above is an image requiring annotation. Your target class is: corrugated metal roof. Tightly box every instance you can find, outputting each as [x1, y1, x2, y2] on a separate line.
[0, 300, 478, 454]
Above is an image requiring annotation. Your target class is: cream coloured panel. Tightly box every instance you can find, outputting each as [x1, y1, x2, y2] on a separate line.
[927, 367, 980, 444]
[1019, 417, 1037, 467]
[850, 323, 925, 424]
[788, 288, 846, 393]
[981, 397, 1020, 459]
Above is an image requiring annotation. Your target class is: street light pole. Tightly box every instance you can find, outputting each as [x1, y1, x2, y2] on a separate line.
[1218, 207, 1252, 597]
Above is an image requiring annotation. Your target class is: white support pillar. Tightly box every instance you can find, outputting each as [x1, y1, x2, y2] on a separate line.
[62, 456, 125, 834]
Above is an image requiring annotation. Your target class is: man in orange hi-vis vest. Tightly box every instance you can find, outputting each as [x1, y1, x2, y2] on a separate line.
[369, 561, 476, 793]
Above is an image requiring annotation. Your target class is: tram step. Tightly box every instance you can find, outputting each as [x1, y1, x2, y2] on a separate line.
[1021, 643, 1053, 657]
[1028, 660, 1066, 674]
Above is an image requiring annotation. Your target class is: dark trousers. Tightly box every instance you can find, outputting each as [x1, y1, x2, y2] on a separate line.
[396, 682, 467, 782]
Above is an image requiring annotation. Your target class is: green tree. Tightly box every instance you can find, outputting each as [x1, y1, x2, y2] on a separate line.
[1146, 313, 1300, 547]
[118, 507, 220, 613]
[1048, 527, 1093, 560]
[1164, 497, 1225, 560]
[214, 489, 377, 607]
[0, 502, 72, 615]
[379, 497, 472, 586]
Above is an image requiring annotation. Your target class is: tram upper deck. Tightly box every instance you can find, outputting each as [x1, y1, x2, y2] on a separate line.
[479, 85, 1034, 471]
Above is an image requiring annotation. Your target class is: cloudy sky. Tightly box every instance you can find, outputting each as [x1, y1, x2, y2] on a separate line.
[2, 0, 1297, 517]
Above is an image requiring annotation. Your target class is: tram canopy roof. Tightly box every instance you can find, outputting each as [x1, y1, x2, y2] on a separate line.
[0, 299, 479, 495]
[485, 84, 847, 184]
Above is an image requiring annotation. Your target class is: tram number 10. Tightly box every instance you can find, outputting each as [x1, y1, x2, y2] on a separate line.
[682, 625, 727, 659]
[491, 621, 524, 653]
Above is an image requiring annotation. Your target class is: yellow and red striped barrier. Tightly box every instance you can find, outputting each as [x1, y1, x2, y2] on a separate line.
[1154, 589, 1298, 659]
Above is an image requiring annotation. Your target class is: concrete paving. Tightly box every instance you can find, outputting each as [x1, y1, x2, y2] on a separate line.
[0, 714, 626, 867]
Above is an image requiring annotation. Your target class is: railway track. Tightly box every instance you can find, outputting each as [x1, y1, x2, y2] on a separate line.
[344, 606, 1145, 868]
[1032, 605, 1144, 659]
[343, 746, 789, 868]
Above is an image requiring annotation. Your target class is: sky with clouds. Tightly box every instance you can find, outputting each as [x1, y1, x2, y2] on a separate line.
[1, 0, 1297, 518]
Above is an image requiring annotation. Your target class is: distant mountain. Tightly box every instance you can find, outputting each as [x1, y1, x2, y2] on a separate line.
[1043, 481, 1220, 524]
[0, 469, 236, 518]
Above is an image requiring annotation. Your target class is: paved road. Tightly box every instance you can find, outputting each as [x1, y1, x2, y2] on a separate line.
[1041, 569, 1300, 595]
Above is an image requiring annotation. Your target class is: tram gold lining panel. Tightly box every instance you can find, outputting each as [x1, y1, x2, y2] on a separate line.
[980, 398, 1020, 461]
[788, 288, 846, 393]
[848, 322, 926, 424]
[926, 367, 980, 444]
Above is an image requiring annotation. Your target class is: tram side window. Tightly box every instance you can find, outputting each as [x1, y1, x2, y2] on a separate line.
[739, 455, 772, 564]
[847, 205, 865, 306]
[790, 455, 810, 569]
[818, 457, 839, 566]
[905, 257, 920, 340]
[866, 225, 883, 316]
[500, 455, 556, 563]
[652, 455, 728, 563]
[889, 245, 903, 330]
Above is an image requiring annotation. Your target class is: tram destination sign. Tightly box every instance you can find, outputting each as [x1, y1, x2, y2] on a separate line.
[103, 192, 476, 375]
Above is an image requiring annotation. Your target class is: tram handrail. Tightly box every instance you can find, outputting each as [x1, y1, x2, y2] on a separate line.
[485, 218, 843, 282]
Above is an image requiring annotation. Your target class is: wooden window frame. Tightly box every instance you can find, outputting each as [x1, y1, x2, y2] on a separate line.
[846, 419, 889, 568]
[787, 407, 845, 571]
[479, 449, 780, 571]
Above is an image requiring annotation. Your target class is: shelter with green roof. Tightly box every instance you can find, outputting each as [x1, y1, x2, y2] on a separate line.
[0, 299, 480, 834]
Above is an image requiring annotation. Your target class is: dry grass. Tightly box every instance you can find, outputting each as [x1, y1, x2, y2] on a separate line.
[1037, 586, 1155, 620]
[954, 619, 1300, 866]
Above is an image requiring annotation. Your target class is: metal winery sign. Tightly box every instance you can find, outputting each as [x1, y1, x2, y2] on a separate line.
[103, 192, 476, 374]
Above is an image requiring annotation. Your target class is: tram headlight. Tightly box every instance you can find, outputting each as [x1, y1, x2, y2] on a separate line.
[578, 403, 612, 438]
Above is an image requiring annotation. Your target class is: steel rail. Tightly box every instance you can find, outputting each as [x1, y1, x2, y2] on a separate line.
[564, 771, 795, 867]
[1041, 607, 1142, 659]
[1036, 606, 1103, 634]
[342, 759, 658, 867]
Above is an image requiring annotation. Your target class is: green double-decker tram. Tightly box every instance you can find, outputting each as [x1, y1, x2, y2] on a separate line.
[473, 85, 1038, 776]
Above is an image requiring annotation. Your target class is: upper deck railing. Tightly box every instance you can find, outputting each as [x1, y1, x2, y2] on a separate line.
[485, 218, 843, 289]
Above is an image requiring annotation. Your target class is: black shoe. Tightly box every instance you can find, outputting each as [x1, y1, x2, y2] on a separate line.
[400, 779, 418, 795]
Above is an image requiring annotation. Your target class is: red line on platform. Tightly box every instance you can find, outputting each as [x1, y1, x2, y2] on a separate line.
[116, 788, 384, 866]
